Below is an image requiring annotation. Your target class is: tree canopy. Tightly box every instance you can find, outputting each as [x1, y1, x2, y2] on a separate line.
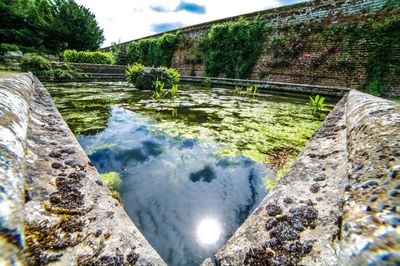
[0, 0, 104, 53]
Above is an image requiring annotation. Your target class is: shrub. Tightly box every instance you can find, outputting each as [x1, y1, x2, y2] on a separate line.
[126, 66, 181, 91]
[127, 33, 180, 67]
[131, 67, 173, 90]
[20, 54, 87, 81]
[20, 54, 51, 71]
[111, 41, 128, 65]
[63, 49, 115, 64]
[126, 63, 144, 84]
[0, 43, 20, 54]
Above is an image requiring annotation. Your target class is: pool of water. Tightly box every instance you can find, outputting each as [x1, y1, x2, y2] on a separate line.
[46, 82, 335, 265]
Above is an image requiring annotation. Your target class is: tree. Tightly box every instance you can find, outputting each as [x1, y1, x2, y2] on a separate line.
[0, 0, 104, 53]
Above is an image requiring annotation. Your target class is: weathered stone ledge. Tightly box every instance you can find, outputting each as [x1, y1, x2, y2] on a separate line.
[201, 90, 399, 265]
[0, 73, 166, 265]
[181, 76, 350, 97]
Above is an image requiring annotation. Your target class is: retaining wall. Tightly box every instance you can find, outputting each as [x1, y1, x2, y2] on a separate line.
[0, 73, 398, 264]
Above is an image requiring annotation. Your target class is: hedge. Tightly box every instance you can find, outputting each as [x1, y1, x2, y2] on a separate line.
[63, 49, 115, 64]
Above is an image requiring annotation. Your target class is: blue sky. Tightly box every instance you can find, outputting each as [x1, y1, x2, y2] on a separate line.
[75, 0, 308, 47]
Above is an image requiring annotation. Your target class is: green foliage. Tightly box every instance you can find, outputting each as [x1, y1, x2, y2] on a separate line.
[151, 79, 168, 100]
[171, 84, 179, 99]
[309, 95, 326, 116]
[233, 86, 243, 96]
[203, 17, 266, 78]
[20, 53, 87, 81]
[0, 0, 104, 53]
[63, 50, 115, 64]
[125, 63, 144, 85]
[0, 43, 20, 54]
[111, 41, 128, 65]
[20, 54, 51, 71]
[363, 16, 400, 96]
[100, 172, 122, 191]
[202, 77, 211, 88]
[127, 33, 180, 67]
[162, 67, 180, 83]
[245, 86, 257, 97]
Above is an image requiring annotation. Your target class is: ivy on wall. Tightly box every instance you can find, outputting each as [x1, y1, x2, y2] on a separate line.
[127, 33, 180, 67]
[202, 17, 266, 79]
[364, 16, 400, 95]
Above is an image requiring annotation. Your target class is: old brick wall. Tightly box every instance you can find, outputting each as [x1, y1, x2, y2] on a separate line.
[102, 0, 399, 96]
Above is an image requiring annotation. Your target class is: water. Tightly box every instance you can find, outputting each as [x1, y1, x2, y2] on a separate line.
[78, 107, 267, 265]
[46, 82, 334, 265]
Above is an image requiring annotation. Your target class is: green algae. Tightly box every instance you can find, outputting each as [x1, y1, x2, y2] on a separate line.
[100, 172, 122, 191]
[45, 82, 336, 175]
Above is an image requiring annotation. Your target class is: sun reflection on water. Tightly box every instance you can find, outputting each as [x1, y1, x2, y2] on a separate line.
[196, 218, 222, 245]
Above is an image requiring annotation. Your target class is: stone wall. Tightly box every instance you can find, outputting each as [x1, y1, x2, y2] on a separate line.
[0, 73, 398, 264]
[102, 0, 400, 97]
[0, 73, 166, 265]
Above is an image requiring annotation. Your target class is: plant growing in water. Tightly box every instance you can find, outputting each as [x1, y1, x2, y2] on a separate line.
[202, 77, 212, 89]
[233, 86, 243, 96]
[125, 63, 144, 84]
[245, 85, 257, 97]
[152, 78, 168, 100]
[309, 95, 326, 116]
[171, 84, 179, 99]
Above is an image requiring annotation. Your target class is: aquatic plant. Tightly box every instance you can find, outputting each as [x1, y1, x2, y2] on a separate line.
[202, 77, 212, 89]
[100, 172, 122, 191]
[126, 63, 144, 85]
[233, 86, 243, 96]
[171, 84, 179, 99]
[171, 108, 178, 116]
[245, 86, 257, 97]
[152, 79, 168, 100]
[309, 95, 325, 116]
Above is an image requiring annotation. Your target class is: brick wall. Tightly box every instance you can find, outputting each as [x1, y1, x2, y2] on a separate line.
[102, 0, 399, 96]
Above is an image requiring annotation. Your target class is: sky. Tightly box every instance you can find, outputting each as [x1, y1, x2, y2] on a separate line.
[75, 0, 307, 48]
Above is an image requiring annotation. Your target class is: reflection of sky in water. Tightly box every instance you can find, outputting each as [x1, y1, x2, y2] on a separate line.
[78, 106, 268, 266]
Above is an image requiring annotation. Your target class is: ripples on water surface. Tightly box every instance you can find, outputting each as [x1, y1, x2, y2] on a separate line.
[46, 82, 334, 266]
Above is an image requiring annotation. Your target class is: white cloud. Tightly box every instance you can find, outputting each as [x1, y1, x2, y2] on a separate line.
[75, 0, 284, 47]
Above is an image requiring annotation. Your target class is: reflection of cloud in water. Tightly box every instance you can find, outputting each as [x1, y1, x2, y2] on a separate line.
[78, 106, 269, 266]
